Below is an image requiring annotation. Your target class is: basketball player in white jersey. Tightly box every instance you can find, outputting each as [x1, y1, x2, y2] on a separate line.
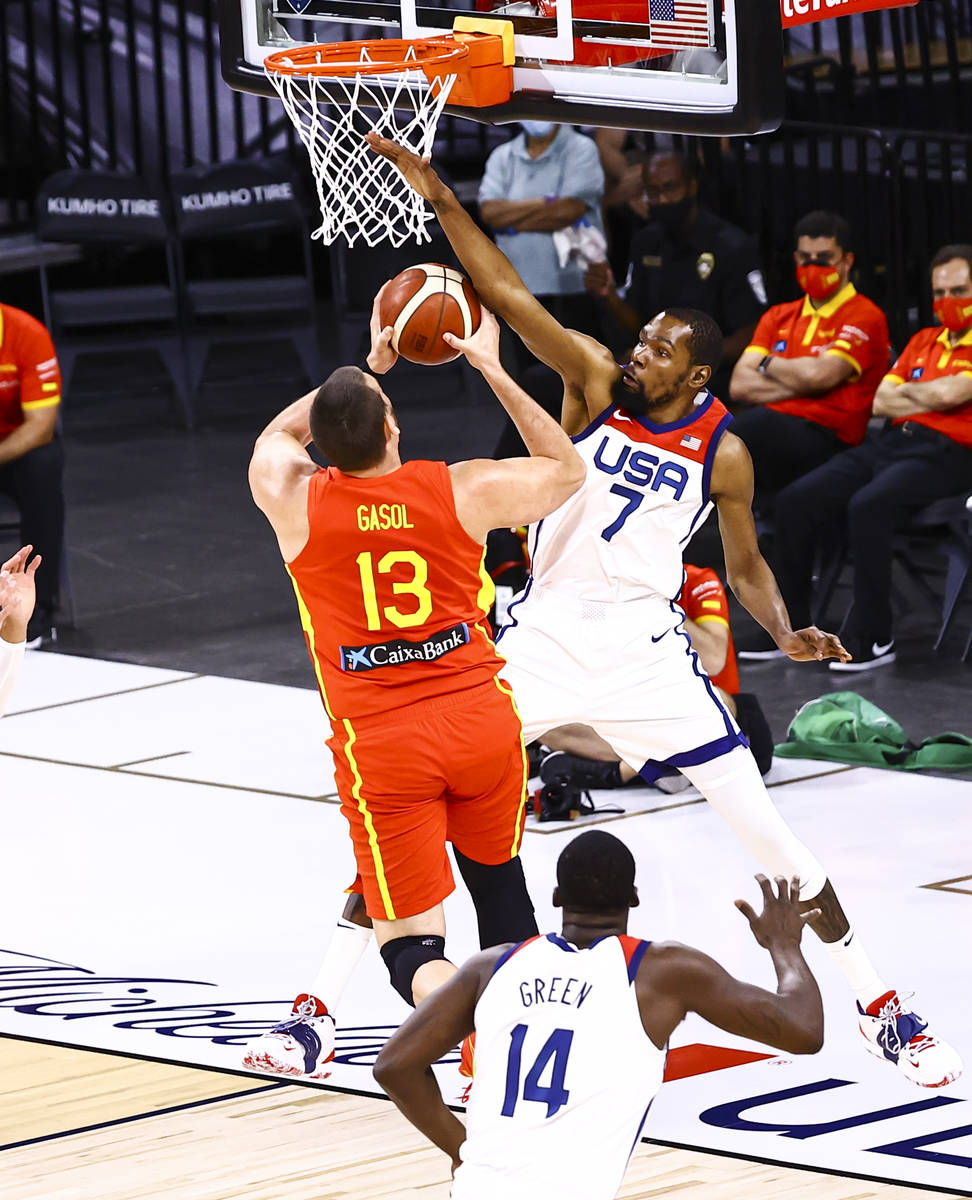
[0, 545, 39, 718]
[365, 132, 960, 1090]
[375, 829, 824, 1199]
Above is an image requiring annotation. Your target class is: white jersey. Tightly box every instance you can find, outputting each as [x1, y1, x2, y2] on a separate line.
[528, 392, 732, 604]
[453, 933, 666, 1200]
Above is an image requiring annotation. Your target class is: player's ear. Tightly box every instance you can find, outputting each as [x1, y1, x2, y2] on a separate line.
[552, 886, 563, 909]
[630, 886, 640, 909]
[384, 404, 400, 439]
[690, 363, 711, 390]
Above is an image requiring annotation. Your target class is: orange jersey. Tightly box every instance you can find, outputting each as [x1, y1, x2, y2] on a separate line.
[679, 564, 739, 695]
[0, 305, 62, 439]
[746, 284, 889, 445]
[286, 459, 502, 721]
[883, 325, 972, 450]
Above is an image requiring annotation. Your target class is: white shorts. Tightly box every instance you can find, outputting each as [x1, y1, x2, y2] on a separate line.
[496, 582, 746, 779]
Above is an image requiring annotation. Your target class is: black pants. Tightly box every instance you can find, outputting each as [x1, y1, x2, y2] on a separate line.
[493, 292, 603, 460]
[0, 436, 65, 613]
[732, 407, 843, 499]
[775, 424, 972, 642]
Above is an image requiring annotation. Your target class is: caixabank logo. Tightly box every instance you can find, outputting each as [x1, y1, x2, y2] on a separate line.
[0, 949, 968, 1193]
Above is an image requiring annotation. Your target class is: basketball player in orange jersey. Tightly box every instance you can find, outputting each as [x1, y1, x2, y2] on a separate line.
[244, 308, 585, 1079]
[365, 132, 961, 1089]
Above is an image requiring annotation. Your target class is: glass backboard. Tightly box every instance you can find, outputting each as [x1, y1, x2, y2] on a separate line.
[218, 0, 784, 134]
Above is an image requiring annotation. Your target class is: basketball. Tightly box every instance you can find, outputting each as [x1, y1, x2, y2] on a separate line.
[379, 263, 482, 366]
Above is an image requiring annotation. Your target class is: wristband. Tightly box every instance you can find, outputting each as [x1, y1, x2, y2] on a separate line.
[757, 354, 774, 376]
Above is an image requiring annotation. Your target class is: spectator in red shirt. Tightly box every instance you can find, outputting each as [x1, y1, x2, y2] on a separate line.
[0, 304, 64, 646]
[535, 565, 775, 790]
[772, 244, 972, 671]
[730, 211, 889, 491]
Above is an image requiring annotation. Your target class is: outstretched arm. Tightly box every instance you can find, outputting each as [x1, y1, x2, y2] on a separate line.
[248, 392, 317, 561]
[374, 949, 501, 1172]
[710, 434, 850, 662]
[366, 134, 607, 393]
[643, 876, 823, 1055]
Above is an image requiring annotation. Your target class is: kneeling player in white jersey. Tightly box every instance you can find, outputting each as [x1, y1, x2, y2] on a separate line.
[366, 132, 960, 1089]
[375, 830, 824, 1200]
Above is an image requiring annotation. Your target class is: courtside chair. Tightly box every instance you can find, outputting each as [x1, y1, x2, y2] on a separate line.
[35, 171, 193, 428]
[169, 160, 319, 401]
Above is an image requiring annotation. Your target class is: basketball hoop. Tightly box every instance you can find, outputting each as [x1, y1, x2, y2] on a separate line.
[264, 28, 513, 248]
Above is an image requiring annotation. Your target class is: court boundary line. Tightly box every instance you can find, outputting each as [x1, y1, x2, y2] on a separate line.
[3, 673, 204, 718]
[525, 765, 860, 834]
[0, 748, 337, 803]
[1, 1030, 966, 1195]
[0, 1079, 287, 1154]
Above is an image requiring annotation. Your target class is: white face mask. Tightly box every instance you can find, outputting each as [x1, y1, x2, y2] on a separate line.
[521, 121, 557, 139]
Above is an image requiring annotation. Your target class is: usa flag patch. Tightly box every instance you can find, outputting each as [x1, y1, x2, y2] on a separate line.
[681, 434, 702, 450]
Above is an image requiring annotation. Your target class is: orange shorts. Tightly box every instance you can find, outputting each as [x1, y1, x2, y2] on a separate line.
[328, 678, 528, 921]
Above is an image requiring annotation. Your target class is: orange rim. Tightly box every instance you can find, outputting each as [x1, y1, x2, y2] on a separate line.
[264, 37, 469, 78]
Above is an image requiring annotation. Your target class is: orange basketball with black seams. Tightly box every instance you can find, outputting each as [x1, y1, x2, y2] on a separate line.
[379, 263, 482, 366]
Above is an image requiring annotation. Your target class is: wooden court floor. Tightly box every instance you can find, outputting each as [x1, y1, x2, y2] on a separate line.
[1, 1038, 962, 1200]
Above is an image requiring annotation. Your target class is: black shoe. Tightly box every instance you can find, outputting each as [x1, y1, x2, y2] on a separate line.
[539, 750, 624, 790]
[25, 609, 57, 650]
[829, 639, 895, 672]
[736, 630, 786, 661]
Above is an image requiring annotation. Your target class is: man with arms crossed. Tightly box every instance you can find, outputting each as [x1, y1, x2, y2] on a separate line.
[364, 132, 960, 1088]
[375, 831, 824, 1199]
[245, 312, 584, 1077]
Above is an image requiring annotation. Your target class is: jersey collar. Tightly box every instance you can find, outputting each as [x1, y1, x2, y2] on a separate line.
[631, 389, 714, 434]
[935, 324, 972, 349]
[800, 281, 857, 320]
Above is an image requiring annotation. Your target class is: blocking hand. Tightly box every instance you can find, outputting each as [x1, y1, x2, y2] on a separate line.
[735, 874, 820, 950]
[442, 307, 501, 372]
[365, 132, 452, 206]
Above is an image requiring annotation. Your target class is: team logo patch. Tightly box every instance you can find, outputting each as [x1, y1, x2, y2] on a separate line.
[772, 339, 787, 353]
[340, 623, 469, 672]
[697, 252, 715, 280]
[910, 367, 924, 379]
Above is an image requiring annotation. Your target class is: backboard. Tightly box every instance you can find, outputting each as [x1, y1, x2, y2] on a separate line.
[219, 0, 784, 134]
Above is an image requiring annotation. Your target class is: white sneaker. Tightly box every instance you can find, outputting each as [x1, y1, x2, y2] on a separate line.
[243, 993, 336, 1080]
[858, 990, 962, 1088]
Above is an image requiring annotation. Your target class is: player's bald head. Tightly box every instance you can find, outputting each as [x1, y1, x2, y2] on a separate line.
[555, 831, 638, 913]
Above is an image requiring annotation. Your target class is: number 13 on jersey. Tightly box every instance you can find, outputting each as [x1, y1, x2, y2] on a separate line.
[356, 550, 434, 631]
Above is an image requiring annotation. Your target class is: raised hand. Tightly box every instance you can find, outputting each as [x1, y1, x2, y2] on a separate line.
[735, 874, 820, 950]
[777, 626, 851, 663]
[365, 132, 452, 205]
[367, 282, 398, 375]
[441, 307, 501, 372]
[0, 545, 41, 643]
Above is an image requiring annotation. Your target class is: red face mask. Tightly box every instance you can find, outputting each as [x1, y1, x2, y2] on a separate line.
[933, 296, 972, 332]
[796, 263, 842, 300]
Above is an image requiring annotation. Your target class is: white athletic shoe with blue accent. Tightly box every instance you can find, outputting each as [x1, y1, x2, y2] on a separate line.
[243, 993, 336, 1080]
[858, 990, 961, 1088]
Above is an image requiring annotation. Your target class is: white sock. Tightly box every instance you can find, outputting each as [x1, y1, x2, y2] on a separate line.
[307, 917, 373, 1015]
[820, 927, 888, 1010]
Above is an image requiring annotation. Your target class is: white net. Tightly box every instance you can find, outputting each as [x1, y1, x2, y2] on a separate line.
[266, 46, 458, 247]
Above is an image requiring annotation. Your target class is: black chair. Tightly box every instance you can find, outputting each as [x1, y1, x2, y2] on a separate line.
[170, 160, 319, 398]
[36, 171, 192, 428]
[813, 491, 972, 655]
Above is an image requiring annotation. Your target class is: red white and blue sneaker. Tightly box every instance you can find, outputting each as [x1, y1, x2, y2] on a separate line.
[242, 993, 336, 1080]
[858, 990, 962, 1088]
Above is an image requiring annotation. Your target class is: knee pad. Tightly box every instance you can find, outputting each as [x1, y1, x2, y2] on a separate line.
[453, 850, 539, 948]
[733, 692, 774, 776]
[379, 935, 446, 1007]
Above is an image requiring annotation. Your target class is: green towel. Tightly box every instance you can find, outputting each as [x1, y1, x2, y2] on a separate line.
[774, 691, 972, 772]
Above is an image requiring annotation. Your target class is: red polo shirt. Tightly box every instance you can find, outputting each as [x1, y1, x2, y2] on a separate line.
[883, 325, 972, 450]
[745, 283, 889, 445]
[0, 304, 61, 440]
